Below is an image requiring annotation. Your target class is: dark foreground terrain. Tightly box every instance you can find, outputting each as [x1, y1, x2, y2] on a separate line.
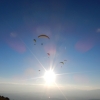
[0, 96, 9, 100]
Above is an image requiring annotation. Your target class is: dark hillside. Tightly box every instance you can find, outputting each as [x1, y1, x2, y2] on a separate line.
[0, 96, 9, 100]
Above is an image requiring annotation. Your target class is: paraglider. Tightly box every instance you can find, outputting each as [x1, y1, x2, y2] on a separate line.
[60, 62, 64, 68]
[38, 34, 50, 39]
[47, 53, 50, 58]
[38, 70, 40, 74]
[47, 53, 50, 56]
[38, 34, 50, 45]
[33, 39, 36, 45]
[60, 62, 64, 65]
[33, 39, 36, 42]
[41, 43, 43, 45]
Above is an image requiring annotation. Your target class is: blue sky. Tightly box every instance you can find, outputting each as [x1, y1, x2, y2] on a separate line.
[0, 0, 100, 99]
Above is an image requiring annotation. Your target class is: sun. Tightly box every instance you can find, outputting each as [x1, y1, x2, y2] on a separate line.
[43, 69, 56, 85]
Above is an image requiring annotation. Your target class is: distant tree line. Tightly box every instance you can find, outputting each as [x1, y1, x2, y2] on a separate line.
[0, 95, 10, 100]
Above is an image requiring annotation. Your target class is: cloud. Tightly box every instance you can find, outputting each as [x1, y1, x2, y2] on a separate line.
[96, 28, 100, 33]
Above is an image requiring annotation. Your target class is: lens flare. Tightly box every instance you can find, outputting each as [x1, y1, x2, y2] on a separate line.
[43, 70, 56, 85]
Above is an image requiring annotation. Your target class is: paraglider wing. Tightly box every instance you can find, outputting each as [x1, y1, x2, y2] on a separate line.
[33, 39, 36, 45]
[47, 53, 50, 56]
[38, 34, 50, 39]
[33, 39, 36, 42]
[60, 62, 64, 65]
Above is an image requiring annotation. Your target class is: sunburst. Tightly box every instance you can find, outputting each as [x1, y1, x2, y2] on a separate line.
[19, 39, 68, 100]
[43, 69, 56, 86]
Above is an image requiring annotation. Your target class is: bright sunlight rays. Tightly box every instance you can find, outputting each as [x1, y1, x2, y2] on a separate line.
[43, 69, 56, 85]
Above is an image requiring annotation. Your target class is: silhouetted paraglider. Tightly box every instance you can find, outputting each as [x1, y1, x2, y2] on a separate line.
[33, 39, 36, 45]
[38, 34, 50, 39]
[60, 62, 64, 65]
[60, 62, 64, 67]
[38, 34, 50, 45]
[47, 53, 50, 56]
[47, 53, 50, 58]
[41, 43, 43, 45]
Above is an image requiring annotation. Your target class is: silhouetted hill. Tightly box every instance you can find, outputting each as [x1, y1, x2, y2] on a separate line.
[0, 96, 10, 100]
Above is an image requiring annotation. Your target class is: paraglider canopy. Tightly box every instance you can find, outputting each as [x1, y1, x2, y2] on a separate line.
[38, 34, 50, 39]
[33, 39, 36, 45]
[33, 39, 36, 42]
[47, 53, 50, 56]
[41, 43, 43, 45]
[60, 62, 64, 65]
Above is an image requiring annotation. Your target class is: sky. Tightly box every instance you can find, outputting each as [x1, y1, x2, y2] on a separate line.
[0, 0, 100, 100]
